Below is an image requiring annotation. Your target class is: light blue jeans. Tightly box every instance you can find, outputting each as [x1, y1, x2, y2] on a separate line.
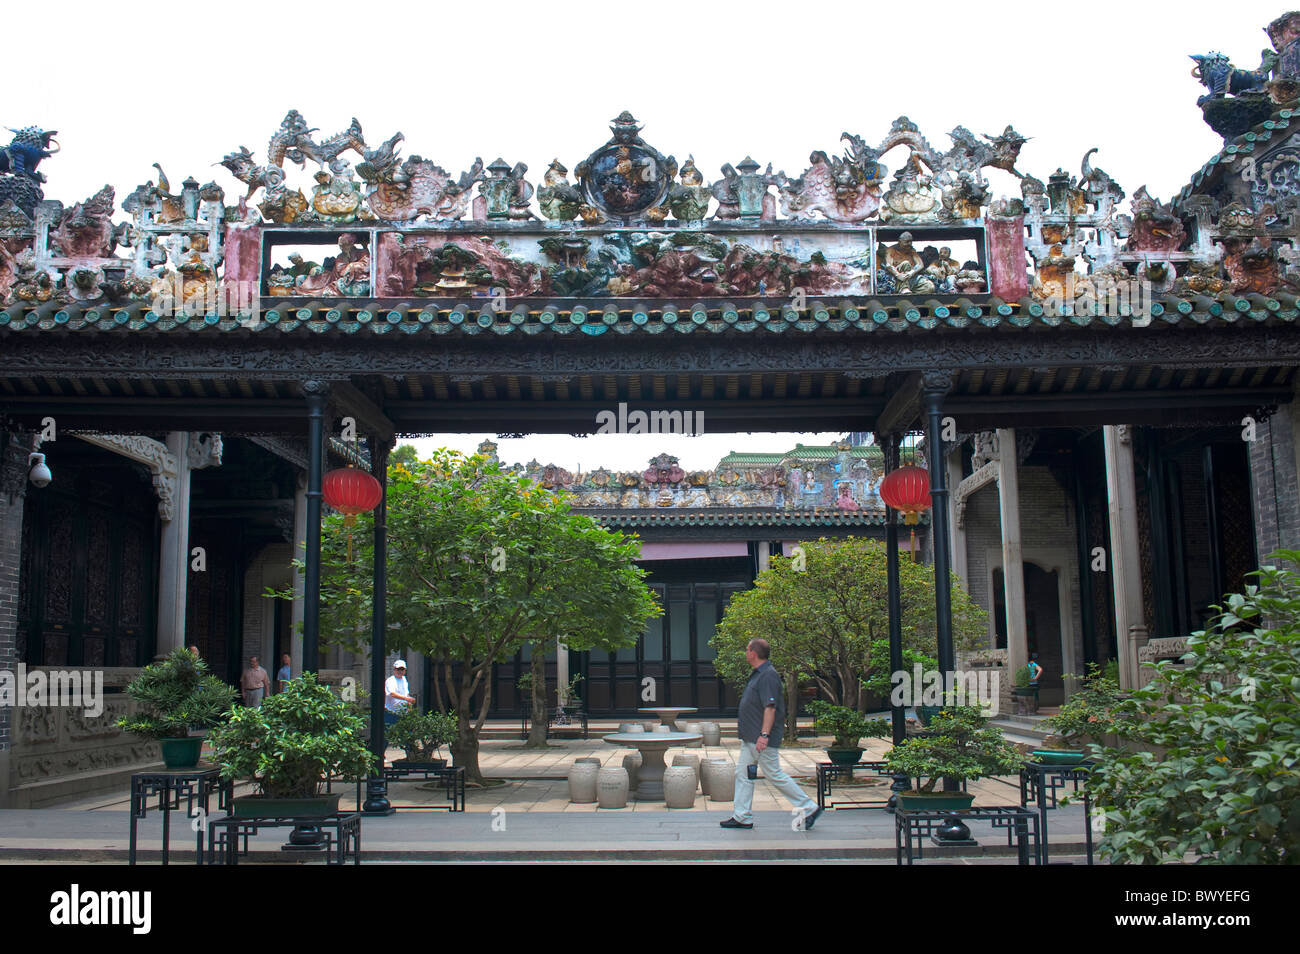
[732, 741, 817, 824]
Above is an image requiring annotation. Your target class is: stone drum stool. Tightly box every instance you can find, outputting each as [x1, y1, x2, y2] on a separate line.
[700, 757, 729, 797]
[702, 759, 735, 802]
[622, 752, 643, 790]
[663, 766, 698, 809]
[618, 722, 644, 734]
[641, 720, 659, 732]
[700, 722, 722, 746]
[597, 766, 629, 808]
[569, 759, 600, 803]
[682, 723, 703, 747]
[673, 754, 702, 791]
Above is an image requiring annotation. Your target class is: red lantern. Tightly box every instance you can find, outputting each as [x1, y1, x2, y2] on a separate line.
[879, 465, 931, 525]
[322, 466, 382, 561]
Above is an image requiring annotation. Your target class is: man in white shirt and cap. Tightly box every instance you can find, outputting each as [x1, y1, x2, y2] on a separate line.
[384, 659, 416, 726]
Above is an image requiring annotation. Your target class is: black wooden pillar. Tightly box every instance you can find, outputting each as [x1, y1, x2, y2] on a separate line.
[302, 380, 329, 675]
[364, 435, 393, 815]
[922, 373, 958, 793]
[922, 372, 955, 676]
[877, 431, 906, 746]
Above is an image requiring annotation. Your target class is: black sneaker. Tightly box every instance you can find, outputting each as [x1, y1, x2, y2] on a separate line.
[719, 817, 754, 829]
[801, 807, 825, 830]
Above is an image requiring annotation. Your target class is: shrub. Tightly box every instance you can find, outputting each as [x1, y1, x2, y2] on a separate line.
[1085, 553, 1300, 864]
[886, 705, 1024, 791]
[387, 708, 456, 762]
[117, 648, 236, 740]
[807, 700, 890, 750]
[1043, 663, 1124, 747]
[208, 672, 375, 798]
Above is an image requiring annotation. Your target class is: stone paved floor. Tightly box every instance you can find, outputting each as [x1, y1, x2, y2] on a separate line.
[2, 726, 1085, 863]
[50, 727, 1028, 815]
[350, 733, 1024, 814]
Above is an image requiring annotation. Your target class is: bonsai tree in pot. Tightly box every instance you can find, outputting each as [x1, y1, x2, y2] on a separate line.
[1012, 665, 1039, 714]
[1038, 662, 1124, 762]
[807, 700, 890, 764]
[208, 672, 375, 817]
[557, 674, 584, 711]
[886, 705, 1025, 809]
[117, 647, 237, 769]
[387, 708, 456, 768]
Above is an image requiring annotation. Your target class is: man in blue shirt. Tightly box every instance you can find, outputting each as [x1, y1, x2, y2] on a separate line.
[721, 638, 823, 830]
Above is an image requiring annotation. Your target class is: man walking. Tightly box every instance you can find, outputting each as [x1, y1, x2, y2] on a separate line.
[240, 656, 271, 708]
[721, 638, 823, 830]
[384, 659, 416, 727]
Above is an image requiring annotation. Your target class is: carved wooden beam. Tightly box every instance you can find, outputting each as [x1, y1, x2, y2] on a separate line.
[330, 381, 394, 444]
[874, 372, 922, 435]
[74, 433, 178, 520]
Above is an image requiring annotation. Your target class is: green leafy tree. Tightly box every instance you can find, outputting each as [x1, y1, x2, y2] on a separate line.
[298, 449, 659, 783]
[1085, 553, 1300, 864]
[711, 538, 986, 712]
[390, 443, 419, 467]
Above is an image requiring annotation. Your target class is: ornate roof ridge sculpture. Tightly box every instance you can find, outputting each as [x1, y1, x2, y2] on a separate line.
[477, 440, 883, 515]
[2, 13, 1298, 313]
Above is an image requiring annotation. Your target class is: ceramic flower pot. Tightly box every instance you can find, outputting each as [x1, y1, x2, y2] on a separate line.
[231, 793, 342, 818]
[159, 736, 204, 769]
[896, 791, 975, 812]
[1030, 749, 1089, 765]
[826, 747, 864, 765]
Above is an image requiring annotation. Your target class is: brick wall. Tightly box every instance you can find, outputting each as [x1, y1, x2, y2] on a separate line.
[0, 430, 33, 758]
[241, 542, 293, 668]
[1250, 410, 1300, 562]
[961, 466, 1084, 671]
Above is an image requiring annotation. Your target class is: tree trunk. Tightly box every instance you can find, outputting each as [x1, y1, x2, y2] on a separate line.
[785, 675, 802, 741]
[448, 667, 485, 784]
[525, 644, 549, 748]
[839, 663, 862, 712]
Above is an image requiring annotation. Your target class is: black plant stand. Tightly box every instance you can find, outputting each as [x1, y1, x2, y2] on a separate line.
[326, 766, 466, 812]
[383, 764, 466, 811]
[895, 805, 1039, 865]
[205, 812, 362, 865]
[129, 766, 232, 865]
[815, 760, 896, 810]
[1019, 761, 1096, 865]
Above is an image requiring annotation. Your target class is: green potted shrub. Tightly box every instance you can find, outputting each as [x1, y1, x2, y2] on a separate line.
[558, 674, 584, 712]
[886, 706, 1026, 810]
[1037, 663, 1123, 763]
[387, 708, 455, 769]
[117, 647, 237, 769]
[1011, 664, 1039, 714]
[208, 672, 375, 817]
[807, 700, 890, 764]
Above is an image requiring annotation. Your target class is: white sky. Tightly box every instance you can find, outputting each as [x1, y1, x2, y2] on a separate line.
[11, 0, 1284, 470]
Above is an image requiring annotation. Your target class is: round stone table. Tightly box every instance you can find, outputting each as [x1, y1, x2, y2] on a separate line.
[603, 732, 703, 800]
[637, 706, 698, 730]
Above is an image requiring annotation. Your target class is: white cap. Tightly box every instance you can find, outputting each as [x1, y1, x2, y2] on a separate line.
[393, 659, 407, 669]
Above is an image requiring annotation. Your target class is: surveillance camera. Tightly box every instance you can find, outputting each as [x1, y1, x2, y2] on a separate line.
[28, 452, 52, 488]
